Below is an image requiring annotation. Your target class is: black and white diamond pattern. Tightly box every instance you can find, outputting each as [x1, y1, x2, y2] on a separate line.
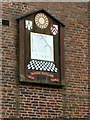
[27, 60, 58, 73]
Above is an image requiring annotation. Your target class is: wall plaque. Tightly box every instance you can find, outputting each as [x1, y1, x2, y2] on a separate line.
[18, 9, 65, 87]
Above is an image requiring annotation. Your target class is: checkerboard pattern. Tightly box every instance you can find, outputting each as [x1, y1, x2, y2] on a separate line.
[27, 60, 58, 73]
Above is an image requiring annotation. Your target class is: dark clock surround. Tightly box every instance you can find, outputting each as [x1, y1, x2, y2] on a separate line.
[18, 9, 65, 87]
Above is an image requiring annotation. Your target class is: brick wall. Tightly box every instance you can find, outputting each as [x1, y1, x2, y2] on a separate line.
[1, 2, 89, 119]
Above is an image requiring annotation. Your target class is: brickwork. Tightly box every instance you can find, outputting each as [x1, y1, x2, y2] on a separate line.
[1, 2, 89, 119]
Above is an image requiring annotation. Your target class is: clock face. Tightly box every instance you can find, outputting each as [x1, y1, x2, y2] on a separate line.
[30, 32, 54, 62]
[35, 13, 49, 29]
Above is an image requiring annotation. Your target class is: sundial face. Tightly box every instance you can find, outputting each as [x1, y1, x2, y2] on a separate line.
[30, 32, 54, 62]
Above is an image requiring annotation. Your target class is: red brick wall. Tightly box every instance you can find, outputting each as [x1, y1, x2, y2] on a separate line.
[1, 2, 89, 119]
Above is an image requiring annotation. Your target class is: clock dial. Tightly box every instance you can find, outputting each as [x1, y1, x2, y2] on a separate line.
[30, 32, 54, 62]
[35, 13, 49, 29]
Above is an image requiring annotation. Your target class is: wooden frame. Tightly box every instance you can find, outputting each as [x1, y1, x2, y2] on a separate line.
[18, 9, 65, 87]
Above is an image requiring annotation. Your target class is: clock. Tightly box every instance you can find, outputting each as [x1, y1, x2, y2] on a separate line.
[30, 32, 54, 62]
[35, 13, 49, 29]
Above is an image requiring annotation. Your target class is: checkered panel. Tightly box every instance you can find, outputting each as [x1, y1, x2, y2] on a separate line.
[27, 60, 58, 73]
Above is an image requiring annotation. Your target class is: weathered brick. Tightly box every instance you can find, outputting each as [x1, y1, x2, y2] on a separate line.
[1, 2, 89, 119]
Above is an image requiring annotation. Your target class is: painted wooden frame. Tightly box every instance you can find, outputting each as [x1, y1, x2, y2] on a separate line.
[18, 9, 65, 87]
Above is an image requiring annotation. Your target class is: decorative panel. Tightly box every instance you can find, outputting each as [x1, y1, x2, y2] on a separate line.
[18, 9, 65, 87]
